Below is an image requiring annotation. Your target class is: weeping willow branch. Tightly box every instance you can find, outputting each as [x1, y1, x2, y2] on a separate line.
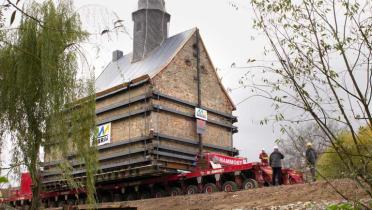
[0, 1, 97, 209]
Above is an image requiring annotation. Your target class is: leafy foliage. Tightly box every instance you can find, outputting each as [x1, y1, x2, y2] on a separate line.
[0, 176, 8, 184]
[318, 127, 372, 179]
[326, 203, 354, 210]
[249, 0, 372, 201]
[326, 202, 360, 210]
[0, 0, 97, 208]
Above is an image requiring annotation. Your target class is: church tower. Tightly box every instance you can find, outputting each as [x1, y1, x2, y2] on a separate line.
[132, 0, 171, 62]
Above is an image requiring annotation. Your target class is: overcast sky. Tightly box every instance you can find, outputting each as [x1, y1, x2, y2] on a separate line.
[0, 0, 280, 176]
[71, 0, 278, 161]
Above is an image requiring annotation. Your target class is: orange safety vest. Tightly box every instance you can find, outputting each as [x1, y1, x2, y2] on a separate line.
[259, 152, 269, 164]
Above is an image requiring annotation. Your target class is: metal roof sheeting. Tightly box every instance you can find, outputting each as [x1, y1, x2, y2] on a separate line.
[95, 28, 196, 92]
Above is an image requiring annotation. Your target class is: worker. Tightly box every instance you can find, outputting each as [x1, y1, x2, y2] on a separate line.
[305, 142, 317, 182]
[269, 146, 284, 186]
[259, 148, 269, 166]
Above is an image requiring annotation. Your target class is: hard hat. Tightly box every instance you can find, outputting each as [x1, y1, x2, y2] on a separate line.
[262, 148, 265, 151]
[306, 142, 312, 147]
[273, 146, 278, 150]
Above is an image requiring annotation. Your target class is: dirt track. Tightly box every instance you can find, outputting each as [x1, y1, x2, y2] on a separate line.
[122, 180, 368, 210]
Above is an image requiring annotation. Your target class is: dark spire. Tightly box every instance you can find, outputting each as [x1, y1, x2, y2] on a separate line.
[132, 0, 171, 63]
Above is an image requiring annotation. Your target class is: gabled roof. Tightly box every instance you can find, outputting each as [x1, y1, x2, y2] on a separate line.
[95, 27, 236, 110]
[95, 28, 196, 92]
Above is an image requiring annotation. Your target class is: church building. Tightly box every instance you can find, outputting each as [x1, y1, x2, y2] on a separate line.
[42, 0, 238, 190]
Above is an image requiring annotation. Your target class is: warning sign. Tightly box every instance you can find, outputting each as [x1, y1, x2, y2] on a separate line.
[196, 119, 206, 135]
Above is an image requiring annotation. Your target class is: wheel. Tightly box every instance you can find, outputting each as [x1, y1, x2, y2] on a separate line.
[67, 198, 75, 205]
[170, 187, 183, 196]
[203, 183, 218, 193]
[124, 193, 137, 201]
[154, 189, 166, 198]
[100, 194, 111, 203]
[222, 181, 238, 192]
[50, 200, 58, 208]
[21, 204, 30, 210]
[42, 200, 49, 208]
[186, 185, 199, 195]
[140, 191, 151, 199]
[242, 179, 258, 190]
[113, 194, 123, 202]
[78, 197, 86, 204]
[57, 200, 65, 207]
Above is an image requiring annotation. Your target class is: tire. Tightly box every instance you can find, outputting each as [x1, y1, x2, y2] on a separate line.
[21, 204, 30, 210]
[170, 187, 183, 196]
[154, 189, 166, 198]
[186, 185, 199, 195]
[203, 183, 218, 193]
[42, 200, 49, 208]
[67, 198, 75, 205]
[78, 197, 86, 205]
[242, 179, 258, 190]
[222, 181, 238, 192]
[113, 194, 123, 202]
[50, 201, 58, 208]
[125, 193, 137, 201]
[57, 200, 65, 208]
[140, 191, 151, 200]
[100, 195, 111, 203]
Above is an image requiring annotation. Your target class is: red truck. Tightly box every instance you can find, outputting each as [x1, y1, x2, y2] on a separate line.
[0, 153, 303, 208]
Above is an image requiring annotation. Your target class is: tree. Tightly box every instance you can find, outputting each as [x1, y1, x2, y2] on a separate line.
[0, 0, 3, 168]
[0, 4, 5, 53]
[247, 0, 372, 203]
[279, 122, 334, 169]
[0, 0, 97, 209]
[0, 5, 3, 30]
[318, 127, 372, 179]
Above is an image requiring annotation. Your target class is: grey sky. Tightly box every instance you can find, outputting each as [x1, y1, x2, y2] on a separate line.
[0, 0, 278, 174]
[73, 0, 278, 161]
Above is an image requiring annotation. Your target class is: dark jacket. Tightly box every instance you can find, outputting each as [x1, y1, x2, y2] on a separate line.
[306, 148, 317, 165]
[269, 150, 284, 168]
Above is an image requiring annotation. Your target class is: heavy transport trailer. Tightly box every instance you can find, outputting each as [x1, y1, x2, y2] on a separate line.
[0, 153, 304, 209]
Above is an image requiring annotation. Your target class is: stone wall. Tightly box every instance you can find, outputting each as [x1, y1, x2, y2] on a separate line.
[151, 31, 235, 151]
